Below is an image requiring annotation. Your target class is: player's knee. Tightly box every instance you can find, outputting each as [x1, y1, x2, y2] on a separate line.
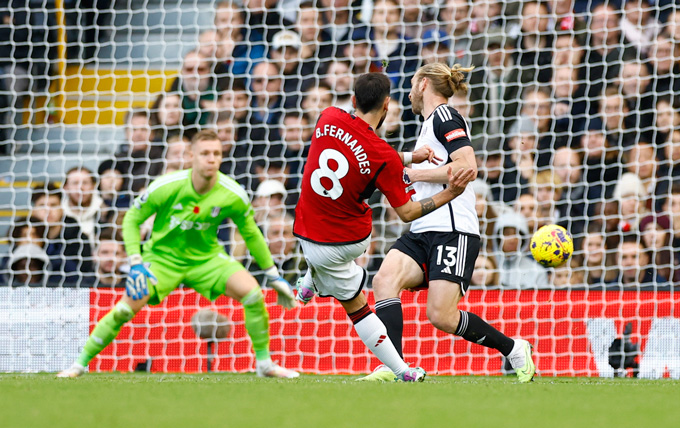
[372, 270, 398, 294]
[427, 306, 459, 334]
[241, 287, 264, 306]
[113, 301, 135, 324]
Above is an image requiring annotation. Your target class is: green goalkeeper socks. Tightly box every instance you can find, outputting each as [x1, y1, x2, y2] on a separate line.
[241, 288, 270, 361]
[76, 302, 134, 367]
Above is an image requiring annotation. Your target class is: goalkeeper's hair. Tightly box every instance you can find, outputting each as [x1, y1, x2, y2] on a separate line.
[191, 129, 220, 144]
[354, 72, 391, 114]
[416, 63, 474, 98]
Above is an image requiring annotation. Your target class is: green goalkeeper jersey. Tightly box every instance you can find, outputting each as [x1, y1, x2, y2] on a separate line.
[122, 169, 273, 269]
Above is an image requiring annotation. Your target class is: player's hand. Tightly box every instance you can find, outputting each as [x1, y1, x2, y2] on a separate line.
[126, 262, 157, 301]
[446, 167, 476, 198]
[265, 267, 297, 310]
[412, 145, 443, 165]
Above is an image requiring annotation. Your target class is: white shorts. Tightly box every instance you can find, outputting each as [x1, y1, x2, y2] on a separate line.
[299, 238, 370, 301]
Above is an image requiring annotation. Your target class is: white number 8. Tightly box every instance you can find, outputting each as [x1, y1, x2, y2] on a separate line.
[311, 149, 349, 200]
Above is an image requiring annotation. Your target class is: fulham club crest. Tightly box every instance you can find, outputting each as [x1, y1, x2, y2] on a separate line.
[211, 206, 221, 217]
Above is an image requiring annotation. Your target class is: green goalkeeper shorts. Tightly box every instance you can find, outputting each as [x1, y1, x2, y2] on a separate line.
[142, 252, 246, 305]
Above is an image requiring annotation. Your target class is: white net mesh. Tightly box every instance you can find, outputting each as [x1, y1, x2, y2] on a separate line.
[1, 0, 679, 378]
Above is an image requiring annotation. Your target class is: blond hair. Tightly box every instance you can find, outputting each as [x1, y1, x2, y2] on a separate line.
[415, 63, 474, 98]
[191, 129, 220, 144]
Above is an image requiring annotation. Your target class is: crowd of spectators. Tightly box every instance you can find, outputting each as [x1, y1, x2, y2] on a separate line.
[2, 0, 680, 291]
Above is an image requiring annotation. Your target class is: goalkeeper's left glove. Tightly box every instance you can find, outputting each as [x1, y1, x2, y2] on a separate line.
[125, 255, 157, 300]
[264, 266, 297, 310]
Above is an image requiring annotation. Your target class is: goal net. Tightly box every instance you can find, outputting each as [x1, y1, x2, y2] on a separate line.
[1, 0, 679, 378]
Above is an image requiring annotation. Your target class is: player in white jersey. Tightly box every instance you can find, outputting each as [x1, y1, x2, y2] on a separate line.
[359, 63, 536, 382]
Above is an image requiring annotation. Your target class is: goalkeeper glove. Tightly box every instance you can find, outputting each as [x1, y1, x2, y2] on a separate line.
[126, 255, 158, 300]
[264, 266, 297, 309]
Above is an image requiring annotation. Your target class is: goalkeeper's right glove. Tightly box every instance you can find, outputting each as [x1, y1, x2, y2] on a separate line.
[125, 255, 158, 300]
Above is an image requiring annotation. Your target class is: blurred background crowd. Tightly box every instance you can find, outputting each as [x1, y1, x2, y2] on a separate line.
[1, 0, 679, 291]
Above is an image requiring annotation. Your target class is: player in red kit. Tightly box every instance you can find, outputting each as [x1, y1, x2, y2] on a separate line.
[294, 72, 476, 382]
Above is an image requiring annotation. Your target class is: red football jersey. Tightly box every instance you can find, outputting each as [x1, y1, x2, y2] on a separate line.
[294, 107, 415, 244]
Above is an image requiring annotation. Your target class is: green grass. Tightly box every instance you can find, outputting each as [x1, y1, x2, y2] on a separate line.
[1, 374, 678, 428]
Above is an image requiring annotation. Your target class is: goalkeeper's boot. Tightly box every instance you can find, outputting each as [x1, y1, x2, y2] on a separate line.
[295, 277, 316, 305]
[396, 366, 426, 382]
[57, 363, 85, 378]
[356, 364, 396, 382]
[256, 361, 300, 379]
[507, 339, 536, 383]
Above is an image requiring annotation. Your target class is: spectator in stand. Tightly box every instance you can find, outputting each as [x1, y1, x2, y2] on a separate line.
[270, 29, 314, 109]
[323, 60, 353, 112]
[666, 8, 680, 46]
[469, 0, 505, 37]
[92, 228, 126, 288]
[493, 210, 549, 289]
[648, 31, 680, 97]
[214, 1, 265, 77]
[30, 183, 93, 283]
[471, 178, 505, 253]
[369, 0, 420, 102]
[514, 192, 539, 235]
[296, 2, 334, 75]
[551, 66, 587, 136]
[242, 0, 293, 44]
[605, 234, 670, 291]
[583, 3, 638, 104]
[553, 32, 586, 69]
[263, 214, 304, 284]
[577, 223, 610, 287]
[420, 29, 452, 66]
[301, 81, 333, 123]
[150, 92, 183, 141]
[613, 172, 650, 232]
[439, 0, 473, 63]
[601, 86, 638, 149]
[249, 60, 285, 142]
[514, 1, 554, 85]
[477, 136, 527, 204]
[1, 217, 48, 286]
[280, 111, 311, 190]
[580, 117, 622, 213]
[343, 27, 381, 77]
[163, 135, 192, 174]
[62, 166, 104, 244]
[470, 253, 500, 287]
[549, 262, 583, 289]
[215, 112, 236, 154]
[639, 214, 673, 284]
[652, 96, 680, 148]
[663, 183, 680, 284]
[380, 98, 409, 149]
[468, 28, 521, 137]
[448, 91, 473, 121]
[552, 147, 587, 236]
[470, 29, 521, 135]
[318, 0, 363, 44]
[531, 170, 561, 228]
[621, 0, 661, 56]
[618, 60, 654, 140]
[399, 0, 438, 40]
[505, 116, 539, 183]
[114, 109, 164, 193]
[547, 0, 586, 33]
[625, 141, 662, 211]
[97, 159, 130, 230]
[168, 51, 226, 136]
[518, 85, 566, 168]
[656, 129, 680, 211]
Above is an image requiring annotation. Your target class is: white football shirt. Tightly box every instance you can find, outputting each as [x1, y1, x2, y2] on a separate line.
[410, 104, 480, 236]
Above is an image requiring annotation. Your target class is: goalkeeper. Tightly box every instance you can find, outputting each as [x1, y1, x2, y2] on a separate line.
[58, 130, 299, 378]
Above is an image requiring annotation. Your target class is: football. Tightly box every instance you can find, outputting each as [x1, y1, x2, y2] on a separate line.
[530, 225, 574, 268]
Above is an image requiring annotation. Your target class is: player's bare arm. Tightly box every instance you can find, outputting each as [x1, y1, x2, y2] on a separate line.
[400, 145, 443, 166]
[405, 146, 477, 184]
[393, 167, 476, 222]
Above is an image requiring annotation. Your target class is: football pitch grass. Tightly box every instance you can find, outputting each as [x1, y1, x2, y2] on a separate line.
[1, 374, 678, 428]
